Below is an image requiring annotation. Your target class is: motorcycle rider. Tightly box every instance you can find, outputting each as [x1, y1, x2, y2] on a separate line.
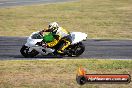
[40, 22, 72, 54]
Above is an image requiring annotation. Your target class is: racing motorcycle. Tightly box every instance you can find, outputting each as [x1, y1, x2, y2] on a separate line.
[20, 31, 87, 58]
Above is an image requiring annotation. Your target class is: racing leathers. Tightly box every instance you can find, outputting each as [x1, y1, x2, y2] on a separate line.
[52, 27, 72, 54]
[40, 27, 71, 54]
[39, 30, 60, 48]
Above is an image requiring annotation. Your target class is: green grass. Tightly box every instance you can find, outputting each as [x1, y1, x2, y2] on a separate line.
[0, 0, 132, 39]
[0, 59, 132, 88]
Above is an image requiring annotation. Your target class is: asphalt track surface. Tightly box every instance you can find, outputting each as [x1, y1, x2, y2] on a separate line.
[0, 0, 75, 8]
[0, 36, 132, 60]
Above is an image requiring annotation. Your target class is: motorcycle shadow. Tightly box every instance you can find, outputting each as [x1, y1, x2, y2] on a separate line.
[13, 54, 63, 59]
[0, 54, 81, 60]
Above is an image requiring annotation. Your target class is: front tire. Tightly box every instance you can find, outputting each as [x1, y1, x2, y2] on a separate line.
[20, 45, 39, 58]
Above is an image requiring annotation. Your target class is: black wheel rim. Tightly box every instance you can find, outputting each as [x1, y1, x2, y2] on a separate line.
[25, 47, 30, 54]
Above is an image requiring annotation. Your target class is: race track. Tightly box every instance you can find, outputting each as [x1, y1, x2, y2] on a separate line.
[0, 36, 132, 60]
[0, 0, 76, 8]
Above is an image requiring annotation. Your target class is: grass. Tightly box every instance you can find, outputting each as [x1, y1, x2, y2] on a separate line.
[0, 0, 132, 39]
[0, 59, 132, 88]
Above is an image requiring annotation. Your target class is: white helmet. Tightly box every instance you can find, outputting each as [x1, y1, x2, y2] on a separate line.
[48, 22, 59, 32]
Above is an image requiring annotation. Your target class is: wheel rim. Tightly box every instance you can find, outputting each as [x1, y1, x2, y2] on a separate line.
[67, 43, 85, 57]
[21, 46, 39, 58]
[73, 43, 85, 56]
[75, 46, 82, 52]
[25, 47, 30, 54]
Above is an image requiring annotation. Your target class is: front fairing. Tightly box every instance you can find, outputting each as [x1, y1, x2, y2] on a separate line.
[25, 31, 55, 55]
[25, 32, 43, 47]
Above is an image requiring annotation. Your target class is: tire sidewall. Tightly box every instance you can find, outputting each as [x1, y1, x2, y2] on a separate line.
[67, 42, 85, 57]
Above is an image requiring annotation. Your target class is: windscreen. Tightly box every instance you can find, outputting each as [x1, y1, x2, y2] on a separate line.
[31, 33, 42, 39]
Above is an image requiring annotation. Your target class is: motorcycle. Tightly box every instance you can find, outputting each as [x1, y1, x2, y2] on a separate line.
[20, 31, 87, 58]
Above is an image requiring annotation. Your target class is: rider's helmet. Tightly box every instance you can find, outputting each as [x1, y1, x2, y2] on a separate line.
[48, 22, 59, 33]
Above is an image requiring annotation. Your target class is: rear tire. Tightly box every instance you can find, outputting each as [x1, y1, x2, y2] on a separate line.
[67, 42, 85, 57]
[20, 45, 39, 58]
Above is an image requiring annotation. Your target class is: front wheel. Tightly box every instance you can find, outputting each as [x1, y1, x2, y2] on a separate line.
[20, 45, 39, 58]
[67, 42, 85, 57]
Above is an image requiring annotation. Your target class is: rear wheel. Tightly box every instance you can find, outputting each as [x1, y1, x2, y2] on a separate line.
[20, 45, 39, 58]
[67, 42, 85, 57]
